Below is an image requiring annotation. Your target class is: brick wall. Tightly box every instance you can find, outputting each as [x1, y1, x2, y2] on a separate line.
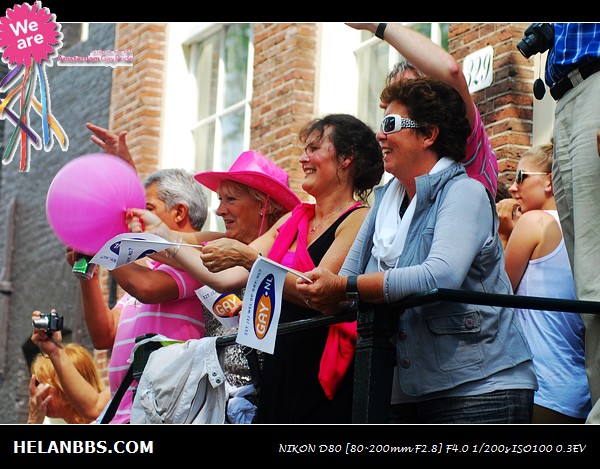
[112, 23, 167, 182]
[251, 23, 317, 202]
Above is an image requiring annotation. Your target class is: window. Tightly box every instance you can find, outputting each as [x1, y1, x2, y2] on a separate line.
[186, 23, 253, 231]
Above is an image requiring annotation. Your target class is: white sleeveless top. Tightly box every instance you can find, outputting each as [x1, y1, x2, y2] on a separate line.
[514, 210, 591, 418]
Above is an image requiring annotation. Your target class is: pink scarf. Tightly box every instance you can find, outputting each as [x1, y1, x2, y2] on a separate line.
[267, 202, 358, 400]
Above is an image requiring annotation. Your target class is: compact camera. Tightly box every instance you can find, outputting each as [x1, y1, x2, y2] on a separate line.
[517, 23, 554, 59]
[32, 311, 64, 335]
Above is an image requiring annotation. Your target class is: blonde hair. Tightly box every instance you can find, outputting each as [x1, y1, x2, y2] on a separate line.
[521, 141, 553, 173]
[31, 343, 104, 424]
[220, 179, 288, 231]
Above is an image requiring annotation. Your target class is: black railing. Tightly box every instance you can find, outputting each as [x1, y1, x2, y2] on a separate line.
[352, 288, 600, 423]
[218, 288, 600, 424]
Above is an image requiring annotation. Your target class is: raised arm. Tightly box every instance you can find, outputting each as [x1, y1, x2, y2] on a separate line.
[30, 312, 111, 421]
[66, 248, 119, 350]
[346, 23, 476, 127]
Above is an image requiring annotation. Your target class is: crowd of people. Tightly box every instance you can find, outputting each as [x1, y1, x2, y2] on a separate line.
[28, 22, 600, 425]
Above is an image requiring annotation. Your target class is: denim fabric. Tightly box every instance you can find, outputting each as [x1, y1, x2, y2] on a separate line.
[389, 389, 534, 424]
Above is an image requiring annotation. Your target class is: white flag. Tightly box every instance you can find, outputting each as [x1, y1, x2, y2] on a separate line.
[195, 285, 241, 329]
[236, 256, 311, 354]
[90, 233, 198, 270]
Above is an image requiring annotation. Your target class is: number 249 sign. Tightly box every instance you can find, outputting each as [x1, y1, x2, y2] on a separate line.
[463, 45, 494, 94]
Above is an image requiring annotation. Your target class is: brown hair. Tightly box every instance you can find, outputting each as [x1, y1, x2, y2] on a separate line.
[380, 77, 471, 163]
[298, 113, 384, 203]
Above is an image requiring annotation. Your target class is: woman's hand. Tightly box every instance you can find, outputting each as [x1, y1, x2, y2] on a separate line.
[31, 310, 63, 355]
[126, 208, 174, 240]
[296, 267, 347, 315]
[86, 122, 135, 170]
[27, 374, 51, 424]
[496, 198, 521, 248]
[345, 23, 377, 33]
[200, 238, 259, 272]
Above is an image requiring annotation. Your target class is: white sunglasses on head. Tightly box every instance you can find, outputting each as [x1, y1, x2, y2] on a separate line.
[381, 114, 420, 134]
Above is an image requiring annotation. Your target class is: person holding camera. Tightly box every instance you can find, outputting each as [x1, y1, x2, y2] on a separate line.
[28, 310, 110, 424]
[521, 23, 600, 424]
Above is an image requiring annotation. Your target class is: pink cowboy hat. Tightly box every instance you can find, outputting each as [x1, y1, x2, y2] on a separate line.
[194, 150, 301, 211]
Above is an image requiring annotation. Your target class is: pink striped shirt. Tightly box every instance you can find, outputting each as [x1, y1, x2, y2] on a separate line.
[107, 260, 206, 424]
[463, 104, 498, 196]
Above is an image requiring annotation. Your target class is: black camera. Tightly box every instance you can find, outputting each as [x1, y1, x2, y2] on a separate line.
[32, 312, 64, 335]
[517, 23, 554, 59]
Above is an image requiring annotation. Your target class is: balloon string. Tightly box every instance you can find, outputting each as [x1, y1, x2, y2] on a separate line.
[20, 60, 31, 171]
[36, 62, 49, 146]
[3, 61, 34, 166]
[31, 98, 65, 148]
[0, 64, 22, 89]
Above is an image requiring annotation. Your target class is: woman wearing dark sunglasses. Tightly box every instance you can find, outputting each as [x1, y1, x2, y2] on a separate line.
[499, 142, 591, 423]
[297, 77, 537, 424]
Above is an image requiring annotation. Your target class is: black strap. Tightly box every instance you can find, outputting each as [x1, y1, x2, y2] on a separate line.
[99, 363, 134, 424]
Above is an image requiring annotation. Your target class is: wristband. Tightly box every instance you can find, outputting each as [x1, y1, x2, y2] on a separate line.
[346, 276, 360, 301]
[375, 23, 387, 40]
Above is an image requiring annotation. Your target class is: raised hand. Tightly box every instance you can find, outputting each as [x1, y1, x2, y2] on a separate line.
[86, 122, 135, 169]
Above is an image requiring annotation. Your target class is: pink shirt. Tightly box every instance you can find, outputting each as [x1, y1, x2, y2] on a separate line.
[463, 104, 498, 196]
[107, 260, 206, 424]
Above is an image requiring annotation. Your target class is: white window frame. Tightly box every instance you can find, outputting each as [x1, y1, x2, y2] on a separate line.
[183, 23, 254, 231]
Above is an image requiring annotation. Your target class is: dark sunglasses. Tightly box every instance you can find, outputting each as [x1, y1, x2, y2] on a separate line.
[515, 169, 550, 184]
[381, 114, 420, 134]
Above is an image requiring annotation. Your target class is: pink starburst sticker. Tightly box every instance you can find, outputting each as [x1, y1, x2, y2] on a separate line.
[0, 2, 66, 172]
[0, 1, 61, 66]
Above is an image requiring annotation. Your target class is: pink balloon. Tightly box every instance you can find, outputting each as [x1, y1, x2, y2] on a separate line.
[46, 153, 146, 255]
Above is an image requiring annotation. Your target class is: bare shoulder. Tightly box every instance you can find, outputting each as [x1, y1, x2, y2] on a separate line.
[340, 206, 370, 230]
[518, 209, 555, 226]
[512, 209, 556, 239]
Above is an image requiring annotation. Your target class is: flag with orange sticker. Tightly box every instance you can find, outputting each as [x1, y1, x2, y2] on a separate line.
[236, 256, 291, 354]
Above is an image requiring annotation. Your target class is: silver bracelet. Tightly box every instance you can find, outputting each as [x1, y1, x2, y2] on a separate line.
[166, 236, 183, 258]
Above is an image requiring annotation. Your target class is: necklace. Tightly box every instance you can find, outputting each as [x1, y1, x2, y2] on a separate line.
[310, 200, 354, 234]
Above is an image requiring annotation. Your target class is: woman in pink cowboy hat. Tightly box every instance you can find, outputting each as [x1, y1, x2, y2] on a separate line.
[127, 113, 384, 423]
[193, 150, 301, 245]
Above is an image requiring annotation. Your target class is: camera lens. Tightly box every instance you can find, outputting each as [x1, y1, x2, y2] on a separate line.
[517, 30, 541, 59]
[32, 316, 50, 330]
[517, 23, 554, 59]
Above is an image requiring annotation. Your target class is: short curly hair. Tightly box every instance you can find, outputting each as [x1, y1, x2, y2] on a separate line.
[380, 77, 471, 163]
